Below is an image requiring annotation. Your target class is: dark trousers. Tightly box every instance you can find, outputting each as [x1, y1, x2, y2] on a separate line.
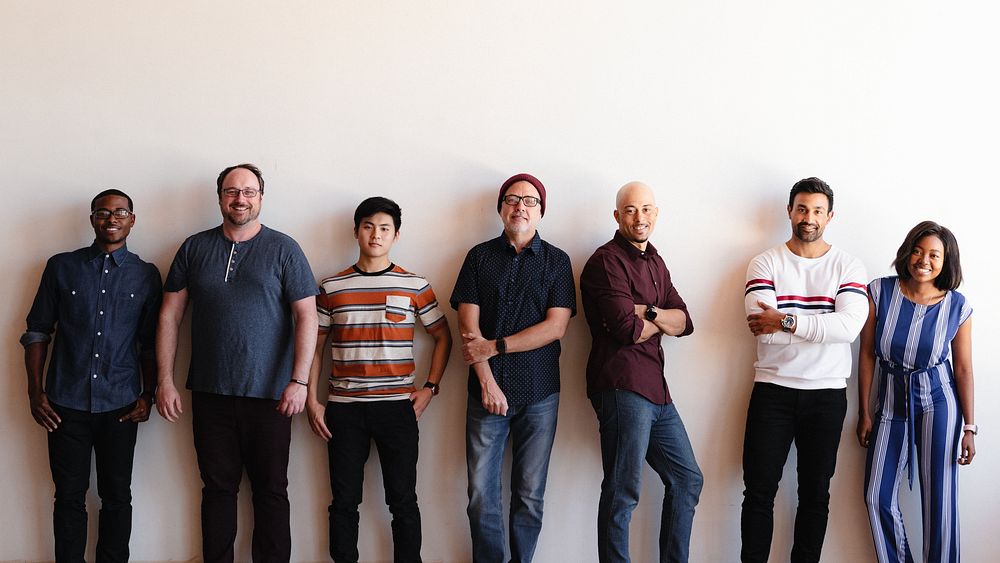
[47, 402, 138, 563]
[326, 400, 421, 563]
[192, 392, 292, 563]
[740, 383, 847, 563]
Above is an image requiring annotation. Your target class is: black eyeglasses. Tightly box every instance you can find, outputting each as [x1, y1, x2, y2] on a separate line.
[502, 194, 540, 207]
[222, 187, 261, 198]
[91, 208, 133, 220]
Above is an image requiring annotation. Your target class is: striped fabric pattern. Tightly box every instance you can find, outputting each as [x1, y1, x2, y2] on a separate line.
[745, 280, 866, 312]
[743, 244, 869, 390]
[863, 276, 972, 563]
[317, 265, 446, 402]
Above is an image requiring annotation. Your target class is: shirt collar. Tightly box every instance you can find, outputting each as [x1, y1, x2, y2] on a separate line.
[87, 242, 131, 266]
[495, 230, 542, 255]
[613, 230, 658, 259]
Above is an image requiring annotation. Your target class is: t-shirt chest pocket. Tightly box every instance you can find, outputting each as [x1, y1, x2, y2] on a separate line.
[383, 295, 411, 323]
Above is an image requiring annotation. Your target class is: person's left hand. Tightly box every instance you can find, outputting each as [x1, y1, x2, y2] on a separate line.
[958, 433, 976, 465]
[747, 301, 784, 336]
[410, 388, 433, 420]
[277, 382, 307, 417]
[119, 395, 153, 423]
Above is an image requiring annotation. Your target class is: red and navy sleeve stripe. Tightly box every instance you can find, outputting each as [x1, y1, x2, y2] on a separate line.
[837, 282, 868, 298]
[745, 278, 775, 296]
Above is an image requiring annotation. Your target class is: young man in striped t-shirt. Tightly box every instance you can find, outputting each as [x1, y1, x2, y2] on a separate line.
[306, 196, 452, 563]
[741, 177, 868, 563]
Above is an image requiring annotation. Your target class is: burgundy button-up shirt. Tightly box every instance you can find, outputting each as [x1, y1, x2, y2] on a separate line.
[580, 231, 693, 404]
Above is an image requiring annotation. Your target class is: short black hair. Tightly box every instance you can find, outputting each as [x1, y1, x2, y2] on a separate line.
[892, 220, 963, 291]
[91, 188, 134, 211]
[788, 177, 834, 212]
[353, 196, 402, 232]
[216, 163, 265, 196]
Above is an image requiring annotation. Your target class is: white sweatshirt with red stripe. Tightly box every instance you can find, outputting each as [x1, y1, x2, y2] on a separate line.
[744, 243, 868, 390]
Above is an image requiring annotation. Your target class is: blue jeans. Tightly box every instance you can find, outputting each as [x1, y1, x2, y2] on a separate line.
[591, 390, 703, 563]
[466, 392, 559, 563]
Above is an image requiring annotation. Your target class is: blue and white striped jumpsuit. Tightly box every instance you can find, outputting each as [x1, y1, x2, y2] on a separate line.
[864, 276, 972, 563]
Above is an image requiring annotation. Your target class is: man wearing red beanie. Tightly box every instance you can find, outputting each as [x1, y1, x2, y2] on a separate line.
[451, 173, 576, 563]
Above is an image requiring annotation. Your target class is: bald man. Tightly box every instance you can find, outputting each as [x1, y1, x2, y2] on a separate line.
[580, 182, 703, 563]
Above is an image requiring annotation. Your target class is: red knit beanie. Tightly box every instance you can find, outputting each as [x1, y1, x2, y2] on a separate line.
[497, 173, 546, 216]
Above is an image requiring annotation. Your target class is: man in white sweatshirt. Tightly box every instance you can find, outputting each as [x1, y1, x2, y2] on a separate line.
[740, 177, 868, 563]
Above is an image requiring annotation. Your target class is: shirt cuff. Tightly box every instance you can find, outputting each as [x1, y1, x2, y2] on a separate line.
[20, 331, 52, 348]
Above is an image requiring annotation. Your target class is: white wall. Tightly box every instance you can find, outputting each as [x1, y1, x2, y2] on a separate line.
[3, 1, 997, 561]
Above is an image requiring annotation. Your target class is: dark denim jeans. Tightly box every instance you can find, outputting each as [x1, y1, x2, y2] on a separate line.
[740, 382, 847, 563]
[591, 390, 703, 563]
[466, 392, 559, 563]
[48, 402, 138, 563]
[326, 399, 422, 563]
[192, 392, 292, 563]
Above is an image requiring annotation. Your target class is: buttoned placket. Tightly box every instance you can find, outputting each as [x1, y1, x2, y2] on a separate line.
[641, 250, 668, 398]
[88, 253, 115, 408]
[494, 248, 524, 387]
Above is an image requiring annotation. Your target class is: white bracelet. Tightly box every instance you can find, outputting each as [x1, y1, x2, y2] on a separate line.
[963, 424, 978, 435]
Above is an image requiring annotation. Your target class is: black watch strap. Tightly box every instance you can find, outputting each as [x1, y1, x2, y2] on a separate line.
[423, 381, 440, 396]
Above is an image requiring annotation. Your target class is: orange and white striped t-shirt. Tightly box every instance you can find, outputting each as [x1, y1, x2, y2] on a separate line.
[317, 264, 446, 402]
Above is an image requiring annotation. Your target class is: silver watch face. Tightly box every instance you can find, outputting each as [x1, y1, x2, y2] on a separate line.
[781, 315, 794, 329]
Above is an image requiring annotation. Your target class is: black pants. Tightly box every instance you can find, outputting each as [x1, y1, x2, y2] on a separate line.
[192, 392, 292, 563]
[740, 383, 847, 563]
[326, 400, 421, 563]
[48, 402, 138, 563]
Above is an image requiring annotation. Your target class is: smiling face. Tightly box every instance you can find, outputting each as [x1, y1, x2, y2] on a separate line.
[907, 234, 945, 285]
[787, 192, 833, 243]
[355, 211, 399, 262]
[500, 181, 542, 238]
[218, 167, 263, 227]
[614, 182, 658, 249]
[90, 194, 135, 251]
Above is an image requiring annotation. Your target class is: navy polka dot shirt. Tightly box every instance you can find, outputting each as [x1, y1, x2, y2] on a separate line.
[451, 232, 577, 406]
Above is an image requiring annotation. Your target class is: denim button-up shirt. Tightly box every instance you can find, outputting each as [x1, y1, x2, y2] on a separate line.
[21, 243, 162, 412]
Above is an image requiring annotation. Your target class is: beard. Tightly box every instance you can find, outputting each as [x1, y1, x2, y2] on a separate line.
[225, 205, 259, 226]
[794, 222, 823, 243]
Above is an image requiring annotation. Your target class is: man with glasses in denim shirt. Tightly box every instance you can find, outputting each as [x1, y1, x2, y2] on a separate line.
[156, 163, 318, 563]
[21, 189, 162, 562]
[451, 173, 576, 563]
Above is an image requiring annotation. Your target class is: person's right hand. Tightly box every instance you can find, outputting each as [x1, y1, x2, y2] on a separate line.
[30, 393, 60, 431]
[856, 414, 873, 448]
[481, 378, 509, 416]
[156, 383, 184, 422]
[306, 400, 332, 441]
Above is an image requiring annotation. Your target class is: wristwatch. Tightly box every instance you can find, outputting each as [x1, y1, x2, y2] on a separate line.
[496, 336, 507, 356]
[645, 305, 658, 321]
[963, 424, 978, 435]
[423, 382, 440, 396]
[780, 314, 796, 332]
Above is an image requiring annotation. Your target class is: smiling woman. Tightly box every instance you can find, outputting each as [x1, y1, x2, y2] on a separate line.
[856, 221, 975, 563]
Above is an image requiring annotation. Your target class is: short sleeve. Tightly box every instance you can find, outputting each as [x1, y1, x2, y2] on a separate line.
[316, 286, 333, 332]
[414, 282, 446, 330]
[163, 240, 189, 293]
[867, 278, 883, 309]
[957, 292, 973, 325]
[450, 249, 480, 310]
[280, 241, 319, 303]
[546, 250, 577, 315]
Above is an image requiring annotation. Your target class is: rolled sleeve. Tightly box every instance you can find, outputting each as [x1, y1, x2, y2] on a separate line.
[581, 253, 644, 344]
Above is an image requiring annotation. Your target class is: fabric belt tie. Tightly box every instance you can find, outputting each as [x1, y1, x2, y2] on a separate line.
[879, 359, 937, 490]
